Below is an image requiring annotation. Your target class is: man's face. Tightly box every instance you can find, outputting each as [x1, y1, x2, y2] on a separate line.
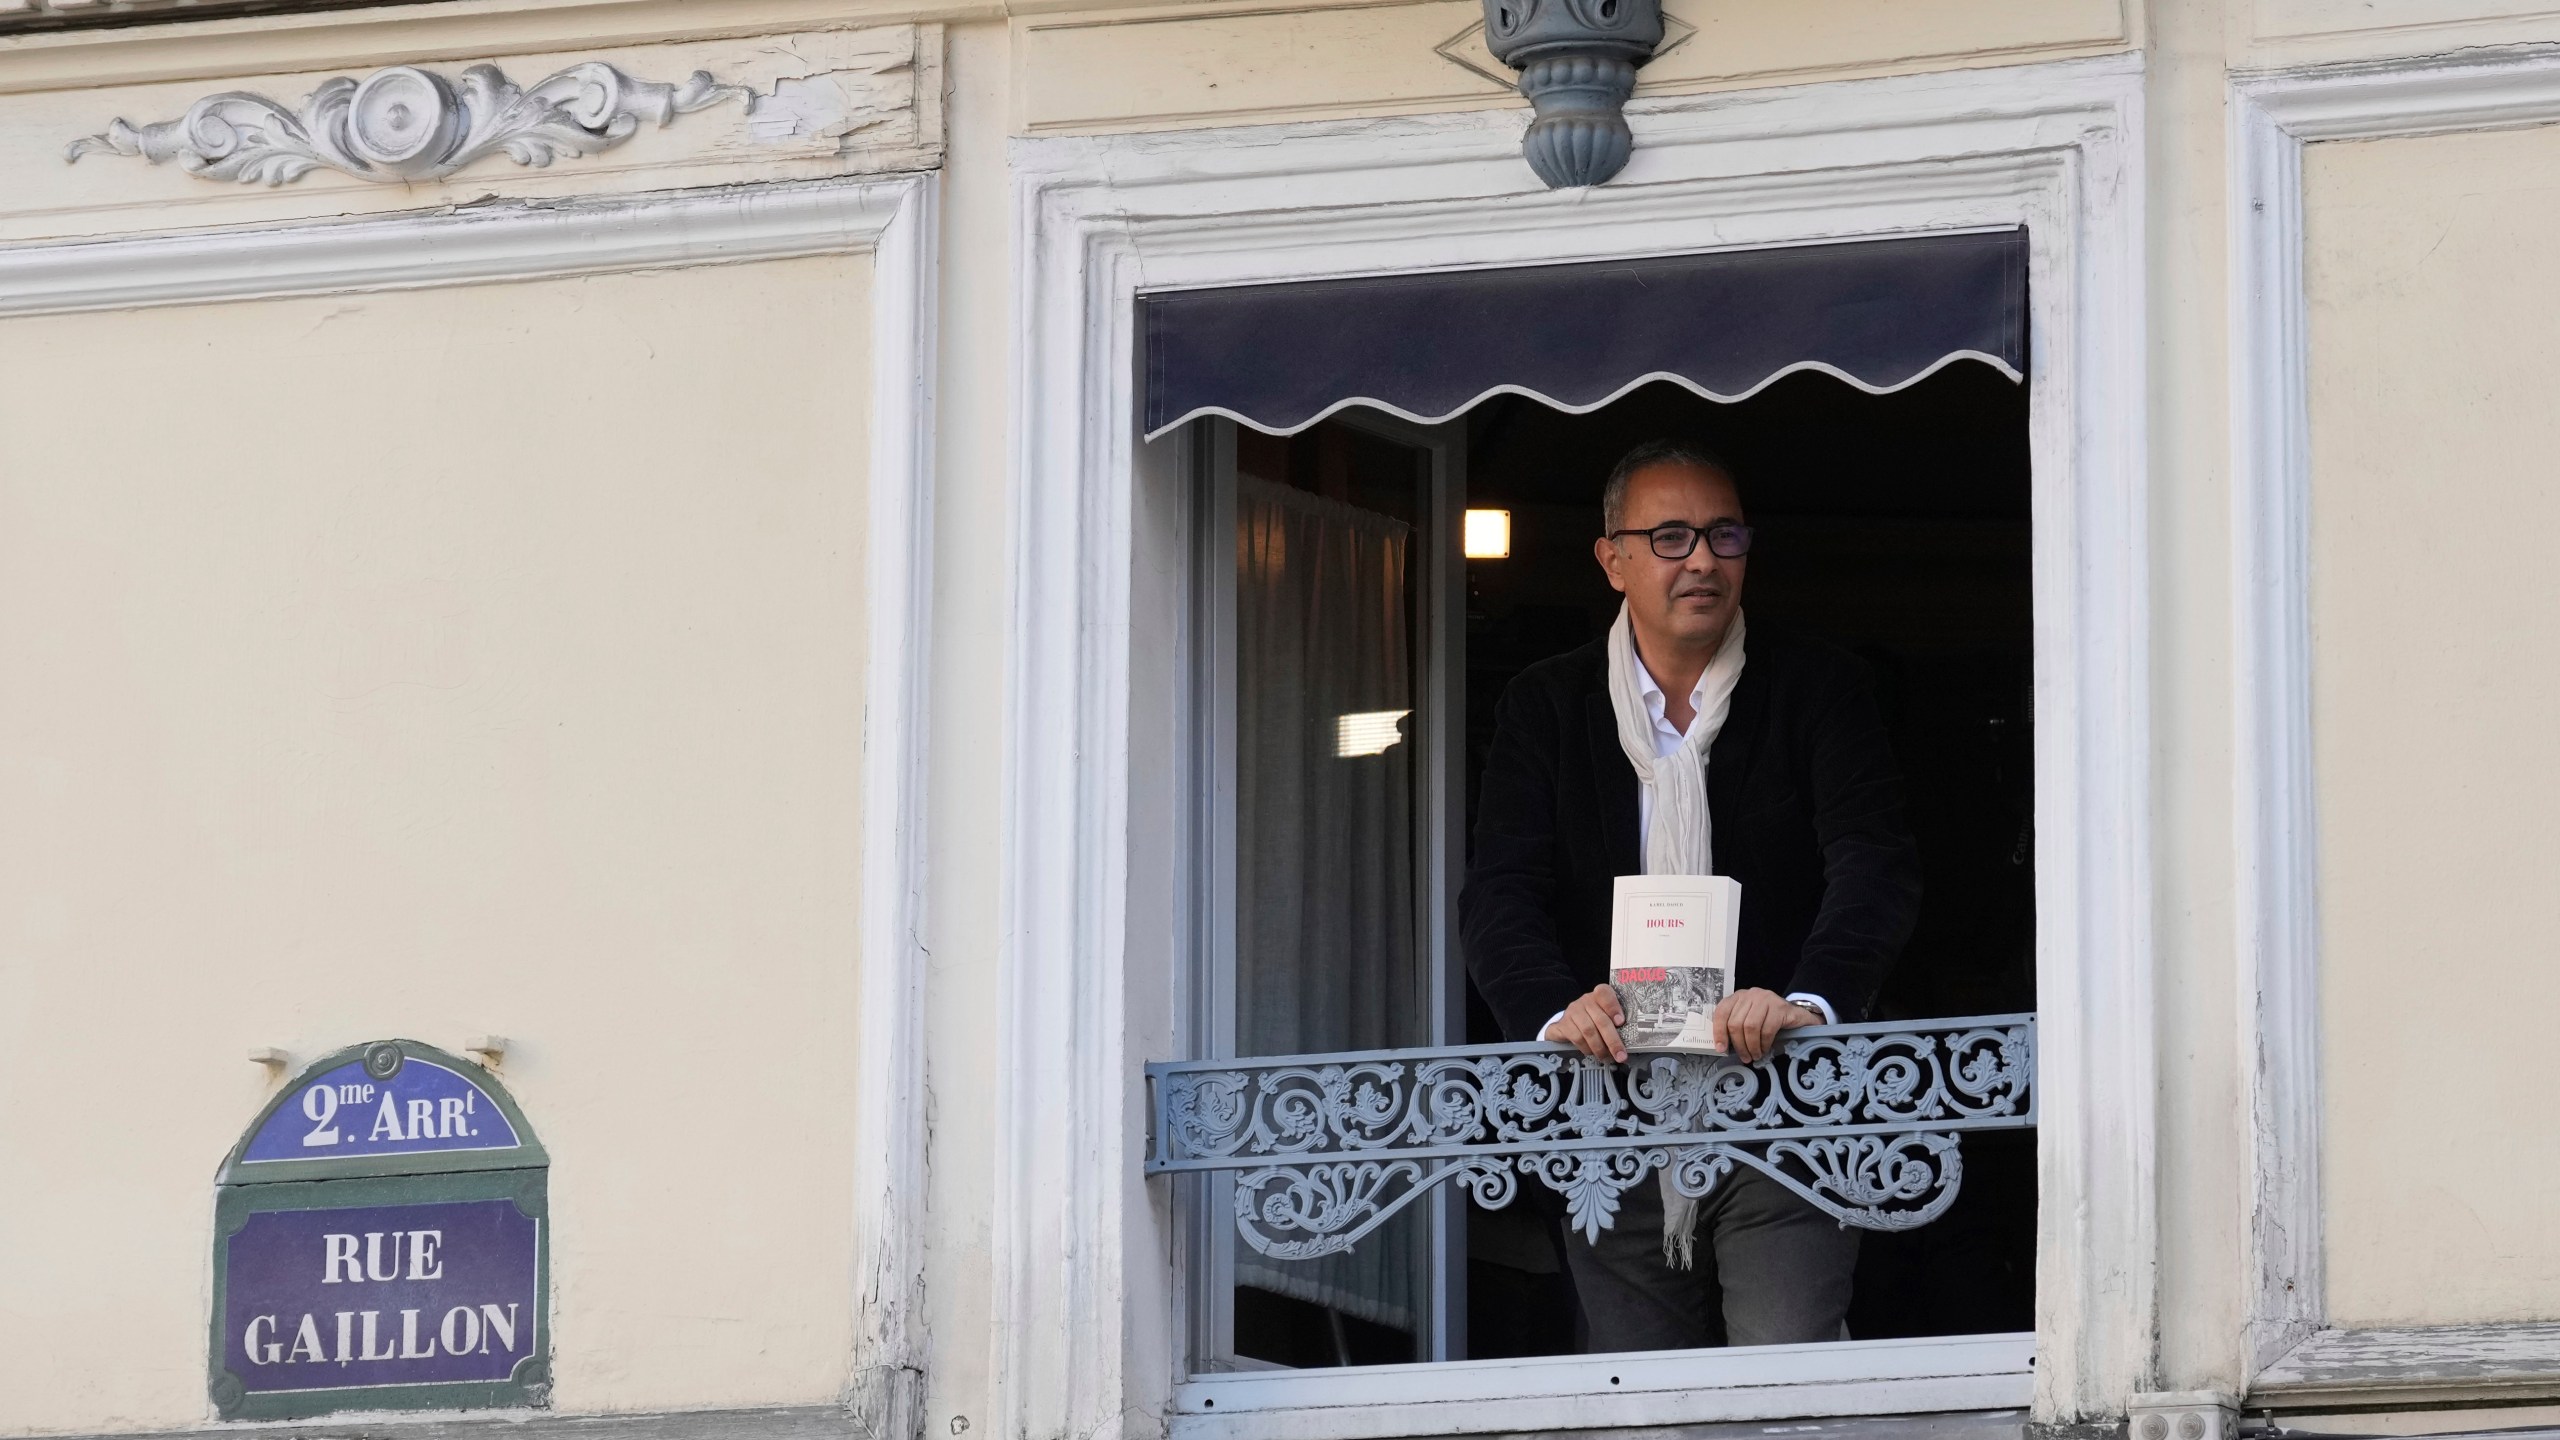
[1594, 461, 1748, 650]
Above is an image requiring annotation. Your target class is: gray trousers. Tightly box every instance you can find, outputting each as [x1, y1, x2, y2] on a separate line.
[1564, 1165, 1859, 1351]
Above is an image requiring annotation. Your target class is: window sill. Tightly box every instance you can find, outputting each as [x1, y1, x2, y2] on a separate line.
[2253, 1324, 2560, 1410]
[1172, 1333, 2035, 1440]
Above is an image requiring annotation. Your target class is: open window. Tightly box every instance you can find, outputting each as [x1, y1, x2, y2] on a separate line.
[1182, 412, 1471, 1368]
[1150, 231, 2040, 1380]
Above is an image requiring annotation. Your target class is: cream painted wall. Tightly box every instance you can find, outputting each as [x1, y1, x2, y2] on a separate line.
[2145, 0, 2247, 1397]
[2127, 0, 2560, 1392]
[947, 0, 2560, 1402]
[2306, 123, 2560, 1328]
[0, 255, 874, 1430]
[920, 21, 1010, 1440]
[1013, 0, 2127, 132]
[34, 0, 2560, 1426]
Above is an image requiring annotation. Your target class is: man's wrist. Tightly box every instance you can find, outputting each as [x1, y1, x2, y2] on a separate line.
[1783, 992, 1835, 1024]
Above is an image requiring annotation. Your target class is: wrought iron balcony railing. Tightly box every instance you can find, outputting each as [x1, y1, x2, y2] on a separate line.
[1145, 1015, 2035, 1260]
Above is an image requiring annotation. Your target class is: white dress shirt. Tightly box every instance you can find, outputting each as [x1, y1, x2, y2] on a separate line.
[1539, 657, 1836, 1040]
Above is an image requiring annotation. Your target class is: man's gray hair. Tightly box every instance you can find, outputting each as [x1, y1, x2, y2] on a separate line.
[1600, 439, 1741, 534]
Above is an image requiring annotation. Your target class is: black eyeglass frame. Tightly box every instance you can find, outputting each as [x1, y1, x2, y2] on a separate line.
[1606, 520, 1756, 561]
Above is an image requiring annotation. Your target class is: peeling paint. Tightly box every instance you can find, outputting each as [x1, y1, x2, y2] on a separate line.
[2255, 1323, 2560, 1405]
[748, 70, 910, 143]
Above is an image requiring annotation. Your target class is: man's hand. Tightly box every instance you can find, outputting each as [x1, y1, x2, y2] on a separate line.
[1712, 987, 1819, 1064]
[1542, 983, 1628, 1062]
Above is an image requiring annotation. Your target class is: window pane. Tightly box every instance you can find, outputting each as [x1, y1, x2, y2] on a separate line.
[1228, 425, 1435, 1365]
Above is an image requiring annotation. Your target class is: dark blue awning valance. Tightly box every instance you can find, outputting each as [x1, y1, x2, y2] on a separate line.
[1140, 228, 2027, 439]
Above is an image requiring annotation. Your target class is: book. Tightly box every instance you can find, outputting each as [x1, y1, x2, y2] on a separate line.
[1609, 874, 1743, 1054]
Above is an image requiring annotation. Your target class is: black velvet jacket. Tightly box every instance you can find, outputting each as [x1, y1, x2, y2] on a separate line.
[1460, 623, 1922, 1041]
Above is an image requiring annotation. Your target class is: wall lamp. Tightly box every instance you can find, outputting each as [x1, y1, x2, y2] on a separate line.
[1479, 0, 1666, 188]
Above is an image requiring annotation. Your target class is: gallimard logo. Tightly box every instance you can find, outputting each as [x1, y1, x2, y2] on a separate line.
[223, 1198, 539, 1393]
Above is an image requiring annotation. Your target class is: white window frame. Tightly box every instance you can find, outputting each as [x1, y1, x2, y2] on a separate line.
[999, 52, 2151, 1440]
[2233, 45, 2560, 1408]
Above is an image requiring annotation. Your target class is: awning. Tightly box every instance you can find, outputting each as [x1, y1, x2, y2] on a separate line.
[1140, 228, 2027, 440]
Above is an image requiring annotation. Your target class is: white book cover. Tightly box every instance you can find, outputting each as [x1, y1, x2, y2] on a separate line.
[1609, 874, 1743, 1054]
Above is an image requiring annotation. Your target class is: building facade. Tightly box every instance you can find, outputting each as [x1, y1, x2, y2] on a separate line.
[3, 2, 2556, 1440]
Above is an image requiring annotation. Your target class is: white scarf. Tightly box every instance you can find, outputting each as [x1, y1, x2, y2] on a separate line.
[1605, 601, 1747, 1268]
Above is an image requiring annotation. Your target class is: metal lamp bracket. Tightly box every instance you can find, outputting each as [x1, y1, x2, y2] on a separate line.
[1479, 0, 1666, 187]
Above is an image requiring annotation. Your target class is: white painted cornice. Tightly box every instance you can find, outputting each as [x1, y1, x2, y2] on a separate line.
[2235, 41, 2560, 138]
[0, 175, 908, 316]
[0, 0, 1364, 99]
[0, 0, 967, 97]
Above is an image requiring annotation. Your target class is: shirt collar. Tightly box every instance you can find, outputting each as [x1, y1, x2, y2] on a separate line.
[1631, 652, 1703, 728]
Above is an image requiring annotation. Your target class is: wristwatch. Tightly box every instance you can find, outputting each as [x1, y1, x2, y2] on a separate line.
[1788, 998, 1825, 1018]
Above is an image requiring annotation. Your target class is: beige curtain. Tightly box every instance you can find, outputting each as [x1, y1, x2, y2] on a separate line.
[1231, 475, 1427, 1335]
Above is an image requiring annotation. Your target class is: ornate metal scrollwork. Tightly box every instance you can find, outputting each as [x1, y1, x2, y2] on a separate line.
[1478, 0, 1665, 188]
[1147, 1015, 2034, 1260]
[66, 62, 747, 187]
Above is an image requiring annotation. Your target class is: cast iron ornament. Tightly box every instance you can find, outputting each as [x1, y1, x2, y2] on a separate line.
[1147, 1015, 2036, 1259]
[1480, 0, 1664, 188]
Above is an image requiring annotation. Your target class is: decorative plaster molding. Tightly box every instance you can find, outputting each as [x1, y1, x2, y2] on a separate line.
[66, 61, 746, 186]
[2251, 1323, 2560, 1408]
[0, 180, 905, 317]
[2231, 44, 2560, 1390]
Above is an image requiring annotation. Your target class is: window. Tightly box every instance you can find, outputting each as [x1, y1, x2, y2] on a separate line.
[1171, 349, 2037, 1375]
[1000, 65, 2150, 1440]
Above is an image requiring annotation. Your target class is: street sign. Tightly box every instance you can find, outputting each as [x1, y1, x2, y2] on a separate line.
[235, 1054, 521, 1167]
[210, 1041, 550, 1420]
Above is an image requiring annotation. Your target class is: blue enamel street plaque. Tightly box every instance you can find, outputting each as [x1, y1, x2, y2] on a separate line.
[222, 1198, 540, 1392]
[239, 1056, 520, 1166]
[212, 1041, 550, 1420]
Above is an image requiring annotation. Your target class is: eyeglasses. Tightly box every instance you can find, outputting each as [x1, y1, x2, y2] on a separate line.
[1608, 521, 1756, 561]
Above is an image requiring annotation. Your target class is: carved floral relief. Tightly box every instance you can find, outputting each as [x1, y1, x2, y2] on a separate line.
[66, 61, 749, 186]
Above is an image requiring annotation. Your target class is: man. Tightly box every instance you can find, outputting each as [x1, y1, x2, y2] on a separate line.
[1460, 438, 1922, 1352]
